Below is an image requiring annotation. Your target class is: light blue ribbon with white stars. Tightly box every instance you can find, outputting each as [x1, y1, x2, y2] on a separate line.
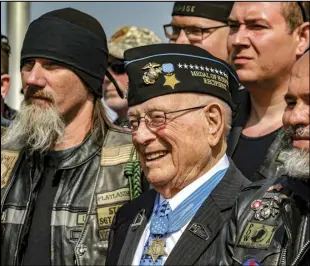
[150, 168, 227, 235]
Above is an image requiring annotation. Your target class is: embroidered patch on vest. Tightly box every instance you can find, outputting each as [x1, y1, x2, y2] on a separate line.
[275, 151, 286, 163]
[96, 187, 131, 241]
[1, 150, 19, 189]
[76, 214, 87, 226]
[97, 204, 123, 228]
[101, 144, 133, 166]
[98, 228, 110, 241]
[238, 221, 276, 249]
[97, 187, 130, 205]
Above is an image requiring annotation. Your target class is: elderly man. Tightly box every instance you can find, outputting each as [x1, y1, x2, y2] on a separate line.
[1, 8, 143, 266]
[218, 50, 309, 265]
[106, 43, 250, 265]
[227, 2, 309, 182]
[164, 2, 233, 61]
[1, 34, 16, 127]
[103, 26, 161, 128]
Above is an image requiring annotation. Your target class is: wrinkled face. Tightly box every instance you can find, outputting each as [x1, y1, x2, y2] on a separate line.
[128, 93, 212, 193]
[283, 53, 309, 150]
[169, 16, 230, 61]
[21, 57, 91, 121]
[103, 56, 128, 113]
[227, 2, 299, 84]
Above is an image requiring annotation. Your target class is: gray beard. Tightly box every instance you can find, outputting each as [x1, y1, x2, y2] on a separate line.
[281, 148, 309, 181]
[1, 101, 65, 153]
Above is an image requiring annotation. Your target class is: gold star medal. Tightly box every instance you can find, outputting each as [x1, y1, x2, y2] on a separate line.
[162, 63, 180, 89]
[163, 74, 180, 89]
[145, 237, 167, 262]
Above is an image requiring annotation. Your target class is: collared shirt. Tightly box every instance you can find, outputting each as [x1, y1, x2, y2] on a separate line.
[132, 154, 230, 265]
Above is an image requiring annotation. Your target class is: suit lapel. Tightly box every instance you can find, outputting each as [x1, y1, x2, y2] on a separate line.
[165, 162, 249, 265]
[117, 190, 156, 265]
[165, 195, 225, 265]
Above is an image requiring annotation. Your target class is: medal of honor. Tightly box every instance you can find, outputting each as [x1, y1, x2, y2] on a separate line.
[145, 237, 167, 262]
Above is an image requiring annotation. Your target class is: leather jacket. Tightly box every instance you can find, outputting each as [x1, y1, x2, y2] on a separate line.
[216, 176, 310, 265]
[1, 128, 144, 265]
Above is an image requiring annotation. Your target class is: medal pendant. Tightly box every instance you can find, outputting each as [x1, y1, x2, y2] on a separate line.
[145, 237, 167, 262]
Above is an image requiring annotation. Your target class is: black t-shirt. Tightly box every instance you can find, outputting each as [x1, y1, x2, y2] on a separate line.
[232, 128, 280, 182]
[22, 146, 78, 266]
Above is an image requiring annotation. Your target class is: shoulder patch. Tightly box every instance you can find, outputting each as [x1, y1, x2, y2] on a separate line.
[101, 144, 133, 166]
[1, 150, 20, 189]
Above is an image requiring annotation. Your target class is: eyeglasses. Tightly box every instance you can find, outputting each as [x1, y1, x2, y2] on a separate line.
[163, 24, 229, 42]
[108, 59, 125, 75]
[129, 105, 207, 132]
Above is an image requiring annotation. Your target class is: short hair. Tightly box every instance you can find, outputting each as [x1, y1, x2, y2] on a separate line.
[1, 34, 11, 74]
[281, 2, 309, 33]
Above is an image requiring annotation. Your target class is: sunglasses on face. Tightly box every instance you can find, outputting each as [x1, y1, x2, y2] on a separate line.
[108, 59, 125, 75]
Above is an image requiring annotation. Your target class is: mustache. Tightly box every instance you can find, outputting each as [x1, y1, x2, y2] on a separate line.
[285, 125, 309, 138]
[24, 87, 56, 104]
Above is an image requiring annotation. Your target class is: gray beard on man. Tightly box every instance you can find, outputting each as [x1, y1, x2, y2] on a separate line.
[280, 126, 309, 181]
[1, 100, 65, 153]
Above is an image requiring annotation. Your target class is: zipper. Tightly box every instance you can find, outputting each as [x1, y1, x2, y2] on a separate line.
[291, 241, 310, 266]
[280, 245, 288, 266]
[74, 165, 102, 266]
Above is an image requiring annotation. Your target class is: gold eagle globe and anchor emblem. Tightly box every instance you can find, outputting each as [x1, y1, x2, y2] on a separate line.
[142, 62, 162, 85]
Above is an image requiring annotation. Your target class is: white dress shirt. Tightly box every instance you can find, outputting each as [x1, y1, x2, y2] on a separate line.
[132, 154, 230, 265]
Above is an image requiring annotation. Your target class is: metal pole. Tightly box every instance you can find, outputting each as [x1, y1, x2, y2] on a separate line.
[6, 2, 30, 111]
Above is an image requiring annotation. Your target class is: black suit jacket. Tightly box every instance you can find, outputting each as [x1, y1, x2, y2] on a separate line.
[106, 160, 250, 265]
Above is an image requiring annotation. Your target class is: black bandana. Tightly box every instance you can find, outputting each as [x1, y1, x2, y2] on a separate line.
[172, 1, 234, 23]
[21, 8, 108, 97]
[124, 44, 240, 109]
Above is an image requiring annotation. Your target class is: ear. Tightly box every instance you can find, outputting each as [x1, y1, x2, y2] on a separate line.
[295, 22, 310, 56]
[204, 103, 225, 147]
[1, 74, 11, 99]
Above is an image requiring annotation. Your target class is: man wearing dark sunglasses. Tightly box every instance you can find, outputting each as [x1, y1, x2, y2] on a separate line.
[164, 2, 234, 62]
[103, 26, 161, 128]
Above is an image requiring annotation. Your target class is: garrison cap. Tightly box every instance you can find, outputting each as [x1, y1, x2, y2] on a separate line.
[172, 2, 234, 23]
[124, 43, 240, 108]
[108, 26, 162, 60]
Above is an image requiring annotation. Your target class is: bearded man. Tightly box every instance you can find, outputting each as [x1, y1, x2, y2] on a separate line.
[216, 50, 309, 265]
[1, 8, 144, 266]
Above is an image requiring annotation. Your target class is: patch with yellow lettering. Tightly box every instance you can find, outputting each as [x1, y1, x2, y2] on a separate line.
[101, 144, 133, 166]
[238, 221, 276, 249]
[1, 150, 19, 189]
[98, 228, 110, 241]
[97, 204, 123, 228]
[97, 187, 130, 205]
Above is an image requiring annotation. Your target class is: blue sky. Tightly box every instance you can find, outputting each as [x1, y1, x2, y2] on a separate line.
[1, 2, 174, 41]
